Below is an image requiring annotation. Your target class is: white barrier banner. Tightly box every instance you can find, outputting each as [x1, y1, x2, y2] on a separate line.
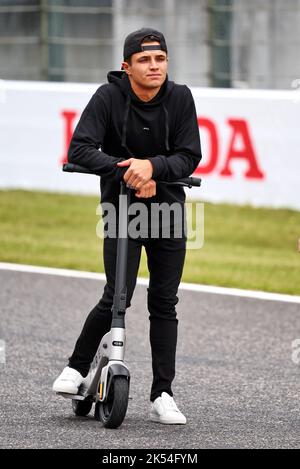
[0, 80, 299, 210]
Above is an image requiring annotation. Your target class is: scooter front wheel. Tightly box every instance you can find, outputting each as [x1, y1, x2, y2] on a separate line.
[95, 376, 129, 429]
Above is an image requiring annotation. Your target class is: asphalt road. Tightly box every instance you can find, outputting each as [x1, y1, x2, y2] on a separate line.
[0, 268, 300, 449]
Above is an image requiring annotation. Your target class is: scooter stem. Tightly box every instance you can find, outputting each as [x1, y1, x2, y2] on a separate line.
[111, 181, 130, 328]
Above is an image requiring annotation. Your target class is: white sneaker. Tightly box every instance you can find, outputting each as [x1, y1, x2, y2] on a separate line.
[52, 366, 84, 394]
[150, 392, 187, 425]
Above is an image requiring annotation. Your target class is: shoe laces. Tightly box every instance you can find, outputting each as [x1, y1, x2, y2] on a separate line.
[63, 368, 79, 379]
[161, 393, 180, 412]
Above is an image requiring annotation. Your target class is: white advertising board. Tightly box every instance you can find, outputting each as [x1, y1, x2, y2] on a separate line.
[0, 80, 299, 210]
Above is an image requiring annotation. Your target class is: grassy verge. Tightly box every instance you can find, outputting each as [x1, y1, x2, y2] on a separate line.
[0, 190, 299, 295]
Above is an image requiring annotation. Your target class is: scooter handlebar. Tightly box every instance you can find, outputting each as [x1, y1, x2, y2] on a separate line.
[63, 163, 94, 174]
[62, 163, 201, 188]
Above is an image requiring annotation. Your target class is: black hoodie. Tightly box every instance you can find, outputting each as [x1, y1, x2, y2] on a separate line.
[68, 71, 201, 209]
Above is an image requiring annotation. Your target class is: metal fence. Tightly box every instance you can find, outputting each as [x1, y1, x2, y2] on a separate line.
[0, 0, 299, 88]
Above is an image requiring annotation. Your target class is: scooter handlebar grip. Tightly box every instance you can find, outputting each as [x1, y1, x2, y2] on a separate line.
[62, 163, 94, 174]
[158, 177, 201, 187]
[181, 177, 201, 187]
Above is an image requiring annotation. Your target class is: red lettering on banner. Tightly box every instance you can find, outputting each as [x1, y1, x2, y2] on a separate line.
[195, 118, 219, 174]
[220, 119, 264, 179]
[60, 110, 78, 164]
[59, 110, 264, 180]
[195, 117, 265, 180]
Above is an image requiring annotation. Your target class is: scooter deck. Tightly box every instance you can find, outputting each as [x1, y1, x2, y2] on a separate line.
[56, 392, 87, 401]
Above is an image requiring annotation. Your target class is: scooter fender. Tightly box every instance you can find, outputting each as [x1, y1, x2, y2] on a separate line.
[98, 362, 130, 402]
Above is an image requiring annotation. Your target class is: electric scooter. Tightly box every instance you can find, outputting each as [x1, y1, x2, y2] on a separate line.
[58, 162, 201, 429]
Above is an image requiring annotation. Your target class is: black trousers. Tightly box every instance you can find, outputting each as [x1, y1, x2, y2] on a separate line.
[68, 233, 186, 402]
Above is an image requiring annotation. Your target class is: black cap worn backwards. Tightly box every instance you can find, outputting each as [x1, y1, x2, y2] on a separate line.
[123, 27, 168, 60]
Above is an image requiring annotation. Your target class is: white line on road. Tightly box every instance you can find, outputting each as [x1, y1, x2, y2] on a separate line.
[1, 262, 300, 304]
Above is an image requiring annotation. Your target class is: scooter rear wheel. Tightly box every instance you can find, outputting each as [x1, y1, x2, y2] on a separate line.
[95, 376, 129, 429]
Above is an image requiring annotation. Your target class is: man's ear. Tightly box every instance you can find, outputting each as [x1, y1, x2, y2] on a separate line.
[121, 62, 131, 75]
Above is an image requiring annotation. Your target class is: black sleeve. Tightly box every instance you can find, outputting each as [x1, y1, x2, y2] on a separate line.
[68, 89, 126, 182]
[149, 86, 202, 181]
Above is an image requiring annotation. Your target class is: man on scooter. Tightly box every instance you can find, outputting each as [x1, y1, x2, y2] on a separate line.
[53, 27, 201, 424]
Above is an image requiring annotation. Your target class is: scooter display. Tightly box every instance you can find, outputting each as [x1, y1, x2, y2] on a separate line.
[58, 162, 201, 429]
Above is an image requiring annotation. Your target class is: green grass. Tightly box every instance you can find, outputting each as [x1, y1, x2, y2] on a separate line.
[0, 190, 299, 295]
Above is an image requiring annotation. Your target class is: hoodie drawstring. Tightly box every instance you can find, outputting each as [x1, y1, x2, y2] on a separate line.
[163, 105, 170, 152]
[121, 95, 132, 156]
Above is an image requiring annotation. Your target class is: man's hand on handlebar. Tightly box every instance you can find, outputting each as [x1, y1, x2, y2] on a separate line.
[117, 158, 153, 189]
[134, 179, 156, 198]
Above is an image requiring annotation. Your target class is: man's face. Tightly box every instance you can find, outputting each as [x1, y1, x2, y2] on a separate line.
[122, 41, 168, 90]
